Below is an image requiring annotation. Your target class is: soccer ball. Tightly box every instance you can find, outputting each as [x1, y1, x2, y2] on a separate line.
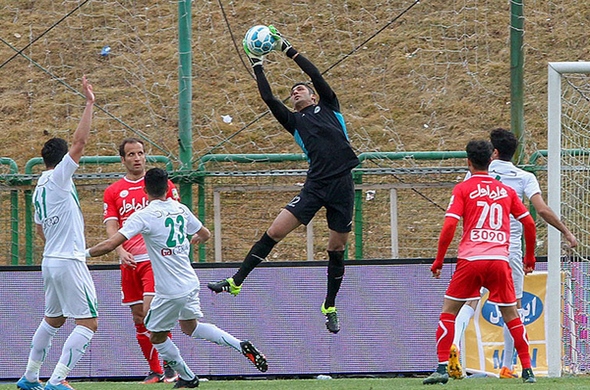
[244, 25, 276, 56]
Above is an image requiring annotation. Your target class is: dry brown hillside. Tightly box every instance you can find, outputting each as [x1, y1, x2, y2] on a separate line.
[0, 0, 587, 264]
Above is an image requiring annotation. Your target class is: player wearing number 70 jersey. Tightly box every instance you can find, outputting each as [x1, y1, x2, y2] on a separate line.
[87, 168, 268, 387]
[423, 139, 537, 385]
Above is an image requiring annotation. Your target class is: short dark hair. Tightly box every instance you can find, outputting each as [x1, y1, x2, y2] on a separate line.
[489, 128, 518, 161]
[118, 137, 144, 157]
[291, 82, 315, 95]
[466, 139, 493, 170]
[144, 168, 168, 198]
[41, 137, 68, 168]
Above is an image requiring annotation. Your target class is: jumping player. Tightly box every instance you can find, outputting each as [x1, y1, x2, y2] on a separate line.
[208, 25, 360, 334]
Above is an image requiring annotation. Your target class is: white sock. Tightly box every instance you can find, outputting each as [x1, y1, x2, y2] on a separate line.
[453, 305, 475, 349]
[25, 319, 59, 382]
[191, 322, 241, 352]
[502, 323, 515, 368]
[153, 338, 195, 381]
[49, 325, 94, 385]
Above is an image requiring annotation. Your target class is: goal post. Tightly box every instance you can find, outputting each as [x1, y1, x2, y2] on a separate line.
[547, 62, 590, 377]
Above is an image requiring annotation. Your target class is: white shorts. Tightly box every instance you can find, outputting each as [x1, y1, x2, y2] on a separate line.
[43, 258, 98, 319]
[145, 288, 203, 332]
[508, 253, 525, 299]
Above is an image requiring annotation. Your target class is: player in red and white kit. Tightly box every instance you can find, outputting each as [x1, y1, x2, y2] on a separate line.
[423, 140, 537, 385]
[103, 138, 179, 384]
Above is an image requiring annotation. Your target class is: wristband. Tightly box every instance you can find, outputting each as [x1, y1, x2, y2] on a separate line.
[85, 249, 91, 258]
[286, 47, 298, 59]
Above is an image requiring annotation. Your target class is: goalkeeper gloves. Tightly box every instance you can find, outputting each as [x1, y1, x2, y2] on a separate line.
[242, 39, 264, 68]
[268, 25, 295, 57]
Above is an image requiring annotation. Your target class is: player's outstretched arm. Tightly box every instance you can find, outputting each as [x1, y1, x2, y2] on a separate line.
[530, 194, 578, 248]
[87, 232, 127, 258]
[69, 75, 95, 164]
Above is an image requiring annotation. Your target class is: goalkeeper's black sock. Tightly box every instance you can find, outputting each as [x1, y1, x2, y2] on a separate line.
[324, 250, 345, 308]
[233, 232, 277, 286]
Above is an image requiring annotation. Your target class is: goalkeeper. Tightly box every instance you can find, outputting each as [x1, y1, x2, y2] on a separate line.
[208, 26, 359, 334]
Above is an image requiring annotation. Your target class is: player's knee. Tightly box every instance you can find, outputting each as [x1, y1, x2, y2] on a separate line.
[179, 320, 197, 336]
[150, 331, 169, 344]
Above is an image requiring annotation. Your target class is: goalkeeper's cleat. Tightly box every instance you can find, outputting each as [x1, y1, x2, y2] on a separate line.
[422, 371, 449, 385]
[207, 277, 241, 296]
[16, 377, 44, 390]
[163, 362, 179, 383]
[173, 376, 199, 388]
[268, 25, 292, 53]
[240, 340, 268, 372]
[321, 303, 340, 334]
[44, 381, 75, 390]
[499, 366, 519, 379]
[448, 344, 464, 379]
[521, 368, 536, 383]
[142, 371, 164, 384]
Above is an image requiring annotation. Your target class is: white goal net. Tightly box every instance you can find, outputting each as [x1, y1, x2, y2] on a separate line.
[547, 62, 590, 376]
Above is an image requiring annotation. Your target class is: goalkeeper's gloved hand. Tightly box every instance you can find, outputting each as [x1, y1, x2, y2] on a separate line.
[243, 39, 264, 68]
[268, 25, 293, 55]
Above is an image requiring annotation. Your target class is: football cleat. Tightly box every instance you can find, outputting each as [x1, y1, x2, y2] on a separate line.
[173, 376, 199, 388]
[448, 344, 464, 379]
[142, 371, 164, 384]
[163, 362, 178, 383]
[44, 381, 75, 390]
[207, 278, 241, 296]
[240, 340, 268, 372]
[321, 303, 340, 334]
[16, 377, 44, 390]
[423, 371, 449, 385]
[522, 367, 536, 383]
[499, 366, 519, 379]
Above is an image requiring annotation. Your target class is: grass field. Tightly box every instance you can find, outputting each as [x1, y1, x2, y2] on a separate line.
[4, 376, 590, 390]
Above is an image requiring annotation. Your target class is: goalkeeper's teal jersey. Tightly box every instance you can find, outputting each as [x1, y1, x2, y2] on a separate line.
[33, 153, 86, 262]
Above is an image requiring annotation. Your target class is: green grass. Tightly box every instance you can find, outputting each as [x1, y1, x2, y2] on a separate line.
[5, 376, 590, 390]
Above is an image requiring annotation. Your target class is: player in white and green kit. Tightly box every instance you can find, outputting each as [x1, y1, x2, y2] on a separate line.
[17, 76, 97, 390]
[87, 168, 267, 388]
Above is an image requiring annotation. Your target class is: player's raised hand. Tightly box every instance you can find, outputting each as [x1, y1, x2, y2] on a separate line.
[243, 39, 264, 67]
[82, 75, 95, 104]
[268, 25, 292, 54]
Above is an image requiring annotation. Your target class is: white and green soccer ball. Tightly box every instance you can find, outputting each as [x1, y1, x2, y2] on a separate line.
[244, 25, 276, 56]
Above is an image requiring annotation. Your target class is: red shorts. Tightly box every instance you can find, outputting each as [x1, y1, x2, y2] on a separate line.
[120, 261, 156, 305]
[445, 259, 517, 306]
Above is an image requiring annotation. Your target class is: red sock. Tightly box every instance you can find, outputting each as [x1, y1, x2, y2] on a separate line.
[436, 312, 456, 363]
[135, 323, 162, 373]
[506, 317, 531, 369]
